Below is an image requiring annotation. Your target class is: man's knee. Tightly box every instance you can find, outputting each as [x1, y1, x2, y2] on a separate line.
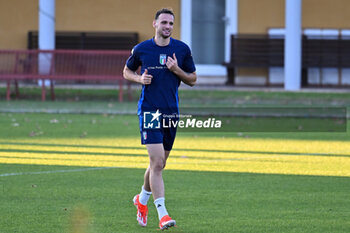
[150, 157, 165, 171]
[147, 144, 167, 171]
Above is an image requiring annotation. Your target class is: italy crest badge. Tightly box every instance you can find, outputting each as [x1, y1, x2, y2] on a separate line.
[159, 54, 167, 65]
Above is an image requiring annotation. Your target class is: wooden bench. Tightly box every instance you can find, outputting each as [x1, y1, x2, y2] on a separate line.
[302, 38, 350, 85]
[0, 49, 132, 101]
[224, 34, 350, 86]
[223, 34, 284, 85]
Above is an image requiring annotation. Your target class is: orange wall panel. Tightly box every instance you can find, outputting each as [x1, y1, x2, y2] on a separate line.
[238, 0, 285, 34]
[0, 0, 180, 49]
[56, 0, 180, 43]
[303, 0, 350, 29]
[239, 0, 350, 34]
[0, 0, 37, 49]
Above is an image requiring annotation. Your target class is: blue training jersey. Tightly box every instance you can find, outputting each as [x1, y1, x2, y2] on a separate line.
[126, 37, 196, 115]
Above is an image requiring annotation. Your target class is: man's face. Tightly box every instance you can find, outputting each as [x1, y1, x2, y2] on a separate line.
[153, 13, 174, 39]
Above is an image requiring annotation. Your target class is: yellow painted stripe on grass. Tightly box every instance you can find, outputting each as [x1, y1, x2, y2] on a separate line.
[1, 151, 349, 177]
[1, 154, 349, 177]
[0, 152, 148, 163]
[0, 138, 349, 177]
[0, 144, 146, 156]
[0, 158, 148, 169]
[2, 137, 349, 155]
[174, 138, 350, 155]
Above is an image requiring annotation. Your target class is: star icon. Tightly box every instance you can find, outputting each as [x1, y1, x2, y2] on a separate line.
[151, 109, 162, 122]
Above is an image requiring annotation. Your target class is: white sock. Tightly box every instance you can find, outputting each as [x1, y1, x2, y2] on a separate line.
[154, 197, 168, 220]
[139, 186, 152, 205]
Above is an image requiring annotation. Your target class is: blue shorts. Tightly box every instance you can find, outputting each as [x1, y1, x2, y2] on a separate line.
[139, 114, 177, 151]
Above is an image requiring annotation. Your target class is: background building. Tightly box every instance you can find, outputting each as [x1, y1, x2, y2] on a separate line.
[1, 0, 350, 85]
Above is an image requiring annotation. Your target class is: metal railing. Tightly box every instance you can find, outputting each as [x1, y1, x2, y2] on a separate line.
[0, 49, 131, 101]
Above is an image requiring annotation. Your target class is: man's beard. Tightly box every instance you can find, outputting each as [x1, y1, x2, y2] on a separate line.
[161, 34, 171, 39]
[160, 30, 171, 39]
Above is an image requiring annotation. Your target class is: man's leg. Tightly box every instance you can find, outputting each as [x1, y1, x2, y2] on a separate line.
[138, 148, 170, 206]
[143, 150, 170, 191]
[146, 144, 166, 199]
[147, 144, 176, 230]
[143, 166, 151, 191]
[133, 144, 174, 228]
[137, 167, 152, 206]
[137, 147, 169, 206]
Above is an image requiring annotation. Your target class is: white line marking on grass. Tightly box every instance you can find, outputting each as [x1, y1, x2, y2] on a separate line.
[0, 167, 118, 177]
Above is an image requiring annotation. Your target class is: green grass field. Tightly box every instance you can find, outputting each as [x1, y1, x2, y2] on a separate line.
[0, 88, 350, 232]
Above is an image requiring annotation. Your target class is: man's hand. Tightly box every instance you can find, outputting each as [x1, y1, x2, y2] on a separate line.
[166, 53, 179, 72]
[164, 53, 197, 87]
[140, 69, 153, 85]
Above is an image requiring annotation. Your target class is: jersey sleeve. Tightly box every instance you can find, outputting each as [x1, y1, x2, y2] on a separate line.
[126, 46, 141, 71]
[182, 45, 196, 73]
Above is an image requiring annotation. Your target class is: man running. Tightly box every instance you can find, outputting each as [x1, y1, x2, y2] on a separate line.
[123, 8, 196, 230]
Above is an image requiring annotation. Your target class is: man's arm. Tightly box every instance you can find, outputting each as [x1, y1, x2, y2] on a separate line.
[166, 53, 197, 87]
[123, 66, 153, 85]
